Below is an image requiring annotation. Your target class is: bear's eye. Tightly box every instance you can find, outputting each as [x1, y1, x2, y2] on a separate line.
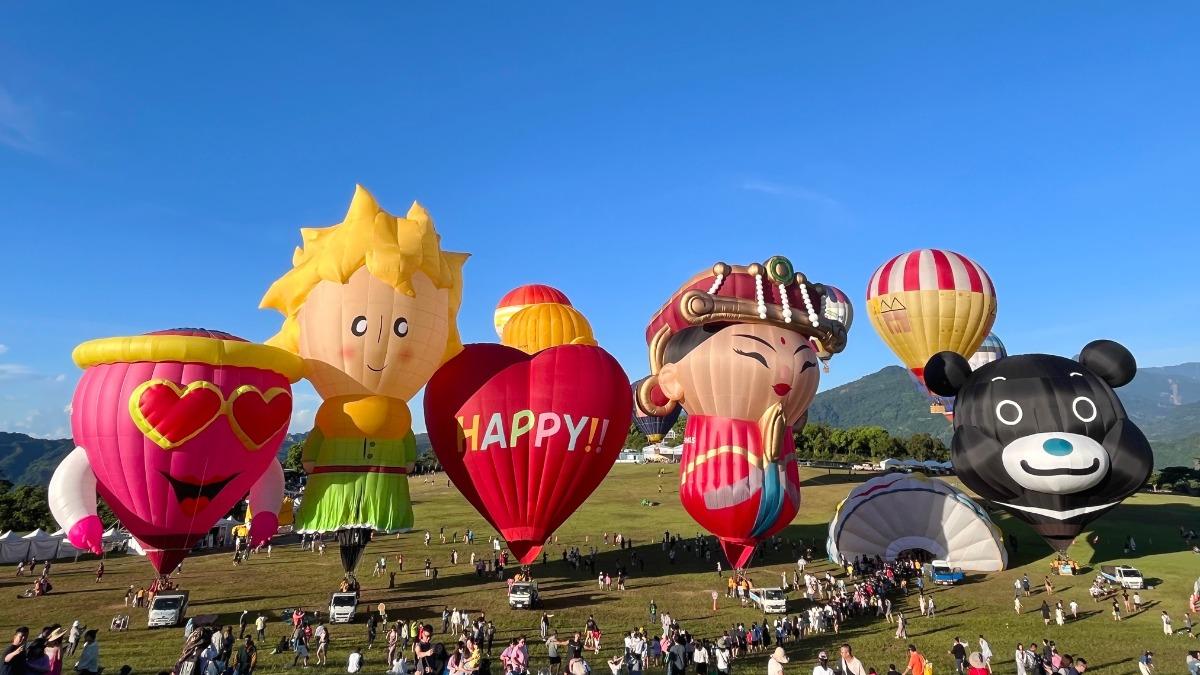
[991, 376, 1006, 382]
[995, 400, 1023, 426]
[1069, 372, 1083, 378]
[1072, 396, 1097, 423]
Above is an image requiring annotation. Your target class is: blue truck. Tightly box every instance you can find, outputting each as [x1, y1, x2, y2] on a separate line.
[930, 560, 965, 585]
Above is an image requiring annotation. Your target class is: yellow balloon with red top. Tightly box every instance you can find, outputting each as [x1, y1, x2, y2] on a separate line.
[865, 248, 998, 386]
[501, 303, 596, 354]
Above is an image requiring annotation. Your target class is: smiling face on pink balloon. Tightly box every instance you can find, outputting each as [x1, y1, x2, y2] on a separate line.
[70, 329, 302, 550]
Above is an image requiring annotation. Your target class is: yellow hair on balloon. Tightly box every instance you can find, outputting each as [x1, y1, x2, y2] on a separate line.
[260, 184, 468, 363]
[501, 303, 597, 354]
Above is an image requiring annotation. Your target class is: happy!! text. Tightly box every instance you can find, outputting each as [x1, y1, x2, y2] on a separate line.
[456, 411, 612, 453]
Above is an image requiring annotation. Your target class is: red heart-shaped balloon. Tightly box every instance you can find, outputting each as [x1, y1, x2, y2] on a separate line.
[228, 386, 293, 449]
[425, 343, 632, 563]
[131, 380, 224, 449]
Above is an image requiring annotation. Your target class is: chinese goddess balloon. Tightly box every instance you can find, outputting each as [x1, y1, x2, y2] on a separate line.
[261, 185, 467, 575]
[925, 340, 1153, 551]
[638, 256, 848, 567]
[48, 329, 301, 576]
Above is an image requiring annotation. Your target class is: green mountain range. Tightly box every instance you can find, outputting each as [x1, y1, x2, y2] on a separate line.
[2, 361, 1196, 485]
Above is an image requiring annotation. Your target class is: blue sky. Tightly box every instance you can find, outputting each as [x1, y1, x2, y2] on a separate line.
[1, 4, 1198, 438]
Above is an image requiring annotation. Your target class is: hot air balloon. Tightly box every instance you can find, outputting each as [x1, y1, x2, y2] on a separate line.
[631, 376, 682, 443]
[48, 329, 301, 577]
[866, 249, 997, 415]
[260, 185, 467, 578]
[925, 340, 1153, 552]
[494, 284, 571, 338]
[500, 301, 596, 354]
[827, 473, 1007, 572]
[939, 332, 1009, 419]
[425, 342, 631, 563]
[817, 285, 853, 372]
[638, 256, 848, 568]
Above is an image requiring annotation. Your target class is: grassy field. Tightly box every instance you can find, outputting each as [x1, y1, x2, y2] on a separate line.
[3, 465, 1199, 674]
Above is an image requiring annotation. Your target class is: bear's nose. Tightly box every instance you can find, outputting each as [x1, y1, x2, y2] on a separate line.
[1042, 438, 1074, 456]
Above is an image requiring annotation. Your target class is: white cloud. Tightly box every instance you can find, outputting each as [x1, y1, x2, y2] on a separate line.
[0, 363, 34, 380]
[0, 85, 39, 153]
[54, 374, 66, 383]
[63, 404, 72, 415]
[741, 179, 840, 209]
[289, 408, 315, 433]
[0, 344, 8, 355]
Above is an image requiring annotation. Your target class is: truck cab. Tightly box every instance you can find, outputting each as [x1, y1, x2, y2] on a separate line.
[328, 592, 359, 623]
[930, 560, 965, 585]
[508, 581, 539, 609]
[749, 587, 788, 613]
[148, 591, 190, 628]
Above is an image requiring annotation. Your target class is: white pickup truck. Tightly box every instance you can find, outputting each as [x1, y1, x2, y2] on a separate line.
[749, 587, 787, 614]
[148, 591, 189, 628]
[1100, 565, 1144, 589]
[328, 593, 359, 623]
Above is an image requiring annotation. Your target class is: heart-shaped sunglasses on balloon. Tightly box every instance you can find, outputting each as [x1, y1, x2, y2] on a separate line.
[127, 379, 292, 451]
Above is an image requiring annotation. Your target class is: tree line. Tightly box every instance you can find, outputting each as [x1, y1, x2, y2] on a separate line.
[624, 418, 950, 463]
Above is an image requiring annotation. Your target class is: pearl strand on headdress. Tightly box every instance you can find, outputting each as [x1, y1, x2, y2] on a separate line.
[754, 273, 767, 319]
[799, 283, 819, 327]
[707, 273, 726, 295]
[779, 283, 793, 323]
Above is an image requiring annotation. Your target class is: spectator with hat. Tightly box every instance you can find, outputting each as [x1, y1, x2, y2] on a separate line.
[812, 651, 834, 675]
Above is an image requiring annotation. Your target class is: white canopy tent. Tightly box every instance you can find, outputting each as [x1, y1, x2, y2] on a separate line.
[0, 530, 29, 563]
[22, 529, 62, 560]
[827, 472, 1008, 572]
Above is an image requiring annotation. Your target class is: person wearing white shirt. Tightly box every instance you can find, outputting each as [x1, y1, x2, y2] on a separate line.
[812, 651, 835, 675]
[713, 639, 732, 675]
[978, 636, 993, 668]
[347, 647, 364, 673]
[838, 644, 868, 675]
[693, 642, 709, 675]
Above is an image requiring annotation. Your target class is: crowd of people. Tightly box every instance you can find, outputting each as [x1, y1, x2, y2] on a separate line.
[9, 514, 1200, 675]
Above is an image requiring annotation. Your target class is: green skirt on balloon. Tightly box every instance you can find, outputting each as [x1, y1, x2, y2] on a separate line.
[294, 428, 417, 534]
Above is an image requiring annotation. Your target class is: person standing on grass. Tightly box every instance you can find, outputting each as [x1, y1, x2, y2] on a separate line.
[977, 636, 992, 672]
[949, 637, 967, 675]
[1133, 591, 1143, 613]
[1014, 643, 1026, 675]
[839, 643, 867, 675]
[1055, 602, 1065, 626]
[1069, 599, 1078, 620]
[1040, 601, 1051, 625]
[2, 627, 28, 675]
[766, 646, 788, 675]
[812, 651, 835, 675]
[236, 636, 257, 675]
[894, 613, 908, 640]
[1014, 595, 1022, 614]
[902, 645, 925, 675]
[1163, 611, 1174, 636]
[73, 631, 99, 675]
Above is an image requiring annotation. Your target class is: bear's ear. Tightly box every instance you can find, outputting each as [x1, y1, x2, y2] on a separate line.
[1078, 340, 1136, 388]
[924, 351, 972, 397]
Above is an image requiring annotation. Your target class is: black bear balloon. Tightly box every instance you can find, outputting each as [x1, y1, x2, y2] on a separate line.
[924, 340, 1153, 552]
